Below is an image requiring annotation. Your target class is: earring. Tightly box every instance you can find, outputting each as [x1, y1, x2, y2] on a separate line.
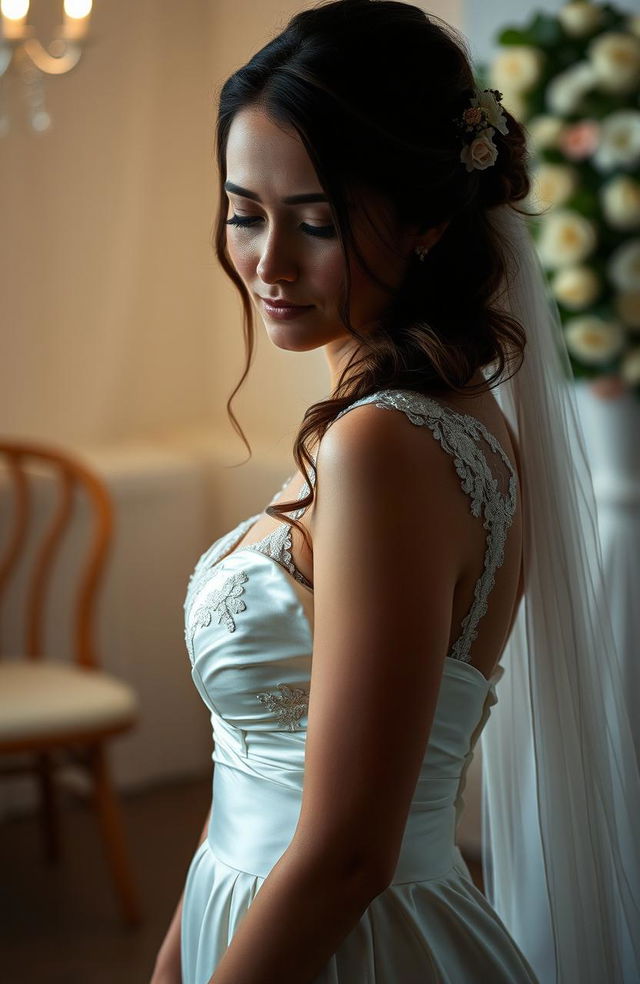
[414, 245, 430, 261]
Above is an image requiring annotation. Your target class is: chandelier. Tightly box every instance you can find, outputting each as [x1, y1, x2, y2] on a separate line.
[0, 0, 93, 135]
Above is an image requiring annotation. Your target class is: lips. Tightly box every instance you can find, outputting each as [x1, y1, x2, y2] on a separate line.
[260, 297, 313, 309]
[259, 296, 315, 321]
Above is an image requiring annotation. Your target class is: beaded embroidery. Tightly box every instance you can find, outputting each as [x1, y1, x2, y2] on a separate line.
[332, 389, 518, 665]
[255, 684, 310, 731]
[185, 569, 249, 665]
[243, 512, 313, 590]
[184, 513, 260, 618]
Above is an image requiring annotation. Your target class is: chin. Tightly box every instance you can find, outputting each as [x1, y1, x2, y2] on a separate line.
[264, 321, 333, 353]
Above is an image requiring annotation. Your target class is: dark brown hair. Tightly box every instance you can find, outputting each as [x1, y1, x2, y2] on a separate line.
[214, 0, 532, 547]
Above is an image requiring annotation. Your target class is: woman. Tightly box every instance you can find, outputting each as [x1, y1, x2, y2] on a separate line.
[152, 2, 640, 982]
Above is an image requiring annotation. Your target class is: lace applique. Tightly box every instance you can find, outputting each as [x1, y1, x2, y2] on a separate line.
[245, 476, 315, 590]
[185, 569, 249, 664]
[245, 520, 313, 590]
[255, 683, 310, 731]
[333, 389, 518, 665]
[183, 471, 313, 652]
[184, 513, 260, 618]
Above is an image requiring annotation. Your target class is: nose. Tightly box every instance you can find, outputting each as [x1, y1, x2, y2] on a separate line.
[256, 226, 298, 285]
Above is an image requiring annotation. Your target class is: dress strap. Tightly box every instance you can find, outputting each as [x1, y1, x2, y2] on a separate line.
[244, 475, 314, 590]
[329, 388, 519, 664]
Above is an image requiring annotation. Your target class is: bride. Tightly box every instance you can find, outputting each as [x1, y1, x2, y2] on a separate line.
[152, 2, 640, 982]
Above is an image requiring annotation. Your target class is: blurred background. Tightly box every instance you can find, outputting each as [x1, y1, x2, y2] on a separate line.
[1, 1, 639, 981]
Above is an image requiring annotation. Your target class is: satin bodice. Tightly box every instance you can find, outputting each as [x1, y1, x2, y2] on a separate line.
[186, 546, 503, 882]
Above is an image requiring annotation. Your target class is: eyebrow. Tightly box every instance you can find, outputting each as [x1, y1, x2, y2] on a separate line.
[224, 180, 328, 205]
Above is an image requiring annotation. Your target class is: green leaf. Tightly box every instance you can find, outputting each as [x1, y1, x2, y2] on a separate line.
[497, 27, 532, 46]
[528, 12, 563, 48]
[565, 188, 599, 219]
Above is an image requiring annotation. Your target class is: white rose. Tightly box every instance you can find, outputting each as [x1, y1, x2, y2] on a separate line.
[601, 177, 640, 230]
[588, 31, 640, 94]
[530, 163, 579, 212]
[608, 239, 640, 290]
[546, 61, 597, 116]
[552, 265, 601, 309]
[537, 209, 598, 269]
[564, 315, 626, 364]
[490, 46, 544, 94]
[558, 2, 604, 38]
[592, 110, 640, 172]
[615, 290, 640, 330]
[460, 128, 498, 173]
[621, 346, 640, 384]
[526, 115, 564, 152]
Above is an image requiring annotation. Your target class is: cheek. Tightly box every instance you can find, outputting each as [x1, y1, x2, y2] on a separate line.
[313, 246, 346, 299]
[226, 236, 255, 282]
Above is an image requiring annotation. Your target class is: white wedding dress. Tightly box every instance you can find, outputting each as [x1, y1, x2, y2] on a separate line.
[180, 388, 539, 984]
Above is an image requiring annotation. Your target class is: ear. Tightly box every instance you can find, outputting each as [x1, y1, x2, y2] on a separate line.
[416, 218, 450, 253]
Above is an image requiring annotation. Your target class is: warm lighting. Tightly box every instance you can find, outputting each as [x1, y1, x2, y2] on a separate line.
[0, 0, 92, 133]
[1, 0, 29, 20]
[63, 0, 92, 39]
[1, 0, 29, 40]
[64, 0, 92, 16]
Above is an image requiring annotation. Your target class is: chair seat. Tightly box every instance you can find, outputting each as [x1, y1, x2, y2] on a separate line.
[0, 661, 139, 745]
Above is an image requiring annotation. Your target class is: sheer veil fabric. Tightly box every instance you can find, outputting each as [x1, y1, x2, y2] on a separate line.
[480, 204, 640, 982]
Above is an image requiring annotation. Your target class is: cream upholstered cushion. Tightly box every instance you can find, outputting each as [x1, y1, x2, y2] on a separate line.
[0, 662, 139, 743]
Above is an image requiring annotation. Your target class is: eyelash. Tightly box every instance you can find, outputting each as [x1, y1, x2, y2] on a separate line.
[225, 214, 336, 239]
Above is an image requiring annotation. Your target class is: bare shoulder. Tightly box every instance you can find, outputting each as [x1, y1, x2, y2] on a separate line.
[312, 399, 472, 573]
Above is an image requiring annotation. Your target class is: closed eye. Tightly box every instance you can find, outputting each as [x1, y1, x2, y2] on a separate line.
[225, 214, 336, 239]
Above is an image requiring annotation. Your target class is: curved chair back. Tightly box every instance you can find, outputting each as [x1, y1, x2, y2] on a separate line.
[0, 440, 112, 668]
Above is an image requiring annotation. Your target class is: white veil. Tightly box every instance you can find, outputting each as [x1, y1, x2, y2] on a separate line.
[480, 203, 640, 983]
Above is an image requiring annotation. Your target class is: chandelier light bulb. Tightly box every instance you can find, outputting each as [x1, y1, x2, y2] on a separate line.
[63, 0, 92, 19]
[1, 0, 29, 20]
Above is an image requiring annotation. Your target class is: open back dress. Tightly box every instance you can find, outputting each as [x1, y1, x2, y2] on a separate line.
[180, 388, 539, 984]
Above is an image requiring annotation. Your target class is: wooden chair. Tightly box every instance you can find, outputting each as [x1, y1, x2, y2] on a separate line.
[0, 439, 142, 927]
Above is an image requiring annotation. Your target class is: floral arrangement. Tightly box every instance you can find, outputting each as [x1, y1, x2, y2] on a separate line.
[483, 1, 640, 397]
[455, 89, 509, 172]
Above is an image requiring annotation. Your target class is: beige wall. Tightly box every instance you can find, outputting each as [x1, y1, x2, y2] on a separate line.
[2, 0, 463, 463]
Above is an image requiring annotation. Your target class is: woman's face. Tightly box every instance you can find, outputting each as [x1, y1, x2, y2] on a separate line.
[223, 104, 417, 358]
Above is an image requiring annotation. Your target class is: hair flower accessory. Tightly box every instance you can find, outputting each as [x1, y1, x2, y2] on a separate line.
[455, 88, 509, 173]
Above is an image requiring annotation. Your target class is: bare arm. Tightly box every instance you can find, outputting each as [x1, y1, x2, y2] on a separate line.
[151, 805, 211, 982]
[206, 404, 461, 983]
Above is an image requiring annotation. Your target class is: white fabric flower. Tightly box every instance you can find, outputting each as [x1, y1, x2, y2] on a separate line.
[615, 290, 640, 330]
[546, 62, 597, 116]
[537, 209, 598, 269]
[564, 315, 626, 364]
[460, 128, 499, 173]
[558, 2, 604, 38]
[472, 89, 509, 135]
[621, 346, 640, 384]
[490, 46, 544, 94]
[526, 115, 564, 152]
[601, 177, 640, 231]
[608, 239, 640, 291]
[588, 31, 640, 94]
[530, 163, 579, 211]
[592, 110, 640, 173]
[552, 265, 601, 310]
